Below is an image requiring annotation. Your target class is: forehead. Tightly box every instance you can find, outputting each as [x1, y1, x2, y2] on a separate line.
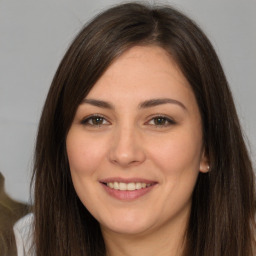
[85, 46, 196, 109]
[98, 46, 189, 86]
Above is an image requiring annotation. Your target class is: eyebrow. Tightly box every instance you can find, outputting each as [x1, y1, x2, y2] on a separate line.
[82, 99, 114, 109]
[139, 98, 186, 110]
[82, 98, 186, 110]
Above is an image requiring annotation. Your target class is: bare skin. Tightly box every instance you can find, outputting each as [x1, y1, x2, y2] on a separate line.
[66, 46, 209, 256]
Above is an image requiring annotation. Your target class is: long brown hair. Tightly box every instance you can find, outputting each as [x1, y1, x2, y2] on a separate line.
[32, 2, 255, 255]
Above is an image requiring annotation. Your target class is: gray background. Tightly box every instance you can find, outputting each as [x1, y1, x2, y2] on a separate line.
[0, 0, 255, 203]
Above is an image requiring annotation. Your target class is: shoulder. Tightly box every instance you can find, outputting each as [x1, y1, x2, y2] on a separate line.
[13, 213, 35, 256]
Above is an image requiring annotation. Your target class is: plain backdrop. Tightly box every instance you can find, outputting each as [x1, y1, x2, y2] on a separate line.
[0, 0, 255, 202]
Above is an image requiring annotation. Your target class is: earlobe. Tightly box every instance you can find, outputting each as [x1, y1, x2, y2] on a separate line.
[200, 165, 210, 173]
[199, 151, 210, 173]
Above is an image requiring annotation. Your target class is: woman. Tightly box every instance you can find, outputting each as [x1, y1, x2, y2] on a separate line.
[14, 2, 255, 256]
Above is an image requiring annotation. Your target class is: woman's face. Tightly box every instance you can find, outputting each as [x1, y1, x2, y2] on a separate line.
[66, 46, 209, 236]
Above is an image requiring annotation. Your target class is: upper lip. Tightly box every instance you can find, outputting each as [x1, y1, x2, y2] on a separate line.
[99, 177, 157, 184]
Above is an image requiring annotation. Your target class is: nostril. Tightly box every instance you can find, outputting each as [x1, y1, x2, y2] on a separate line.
[108, 132, 146, 167]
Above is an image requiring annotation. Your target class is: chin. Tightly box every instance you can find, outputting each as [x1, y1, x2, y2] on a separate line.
[99, 212, 157, 236]
[102, 223, 153, 236]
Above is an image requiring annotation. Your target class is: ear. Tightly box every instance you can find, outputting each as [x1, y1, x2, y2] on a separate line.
[199, 150, 210, 173]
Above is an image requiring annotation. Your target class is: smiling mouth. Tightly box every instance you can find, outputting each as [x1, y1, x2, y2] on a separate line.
[104, 182, 154, 191]
[100, 180, 157, 200]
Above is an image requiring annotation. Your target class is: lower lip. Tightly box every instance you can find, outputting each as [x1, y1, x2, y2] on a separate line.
[101, 183, 156, 201]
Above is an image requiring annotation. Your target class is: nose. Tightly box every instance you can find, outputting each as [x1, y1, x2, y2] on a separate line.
[108, 125, 146, 168]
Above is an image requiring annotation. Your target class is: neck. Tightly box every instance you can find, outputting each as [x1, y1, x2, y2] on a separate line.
[102, 212, 188, 256]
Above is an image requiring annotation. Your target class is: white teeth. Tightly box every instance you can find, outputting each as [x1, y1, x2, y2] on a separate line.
[106, 182, 152, 191]
[127, 183, 136, 191]
[114, 182, 119, 190]
[135, 183, 142, 189]
[119, 182, 127, 190]
[108, 182, 114, 189]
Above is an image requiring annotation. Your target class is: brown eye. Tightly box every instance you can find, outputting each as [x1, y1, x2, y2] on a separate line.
[147, 116, 176, 127]
[81, 115, 109, 126]
[154, 117, 168, 126]
[90, 116, 104, 125]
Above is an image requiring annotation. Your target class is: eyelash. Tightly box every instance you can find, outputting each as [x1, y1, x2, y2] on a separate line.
[80, 114, 110, 127]
[146, 115, 176, 127]
[80, 114, 176, 127]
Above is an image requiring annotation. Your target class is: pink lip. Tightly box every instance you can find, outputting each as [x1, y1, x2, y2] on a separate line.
[99, 177, 158, 201]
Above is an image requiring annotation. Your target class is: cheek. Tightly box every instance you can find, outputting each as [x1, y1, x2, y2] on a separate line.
[66, 131, 107, 209]
[66, 131, 105, 176]
[148, 130, 203, 177]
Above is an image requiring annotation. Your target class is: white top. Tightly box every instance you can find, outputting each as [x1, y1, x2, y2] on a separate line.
[13, 213, 35, 256]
